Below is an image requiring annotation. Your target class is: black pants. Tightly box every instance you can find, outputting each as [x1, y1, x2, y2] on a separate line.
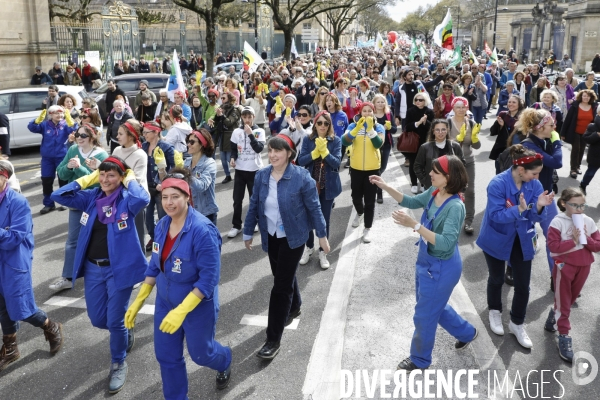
[404, 152, 418, 186]
[110, 140, 119, 154]
[232, 169, 257, 229]
[266, 234, 304, 342]
[42, 177, 68, 207]
[350, 168, 379, 229]
[484, 237, 532, 325]
[570, 133, 586, 171]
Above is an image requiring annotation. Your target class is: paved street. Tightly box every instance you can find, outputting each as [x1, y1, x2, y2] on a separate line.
[2, 116, 600, 399]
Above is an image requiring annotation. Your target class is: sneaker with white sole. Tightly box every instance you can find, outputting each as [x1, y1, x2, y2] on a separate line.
[227, 227, 241, 238]
[419, 185, 424, 193]
[352, 214, 364, 228]
[319, 251, 330, 269]
[509, 321, 533, 349]
[411, 186, 418, 194]
[362, 228, 372, 243]
[489, 310, 504, 335]
[299, 247, 314, 265]
[254, 225, 259, 233]
[49, 277, 71, 292]
[557, 334, 573, 362]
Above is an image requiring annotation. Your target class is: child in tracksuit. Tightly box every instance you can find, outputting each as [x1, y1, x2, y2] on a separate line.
[545, 187, 600, 362]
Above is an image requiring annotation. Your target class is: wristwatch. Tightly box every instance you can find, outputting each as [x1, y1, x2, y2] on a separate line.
[414, 223, 421, 231]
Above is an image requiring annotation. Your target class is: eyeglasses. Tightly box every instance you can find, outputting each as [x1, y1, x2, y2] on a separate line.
[160, 95, 168, 98]
[75, 133, 89, 139]
[166, 173, 186, 180]
[82, 115, 91, 119]
[415, 98, 425, 102]
[316, 121, 331, 127]
[208, 94, 216, 98]
[186, 139, 198, 145]
[319, 92, 328, 95]
[298, 113, 309, 117]
[566, 202, 587, 210]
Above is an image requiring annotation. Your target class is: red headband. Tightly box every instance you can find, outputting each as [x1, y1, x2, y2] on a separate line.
[143, 122, 162, 132]
[162, 178, 190, 197]
[360, 102, 375, 114]
[437, 155, 449, 174]
[192, 130, 208, 147]
[313, 110, 330, 125]
[513, 153, 543, 166]
[0, 169, 9, 179]
[278, 134, 296, 151]
[451, 97, 468, 108]
[82, 123, 97, 134]
[123, 122, 142, 148]
[104, 156, 126, 173]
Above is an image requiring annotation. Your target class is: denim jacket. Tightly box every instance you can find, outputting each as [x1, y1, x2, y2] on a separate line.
[243, 163, 327, 251]
[142, 140, 176, 188]
[297, 135, 343, 201]
[184, 155, 219, 217]
[476, 169, 548, 261]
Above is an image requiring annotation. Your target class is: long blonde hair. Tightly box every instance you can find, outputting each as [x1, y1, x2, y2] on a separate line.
[372, 94, 390, 115]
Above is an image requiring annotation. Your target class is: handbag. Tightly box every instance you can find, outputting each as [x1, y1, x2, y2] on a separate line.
[397, 131, 420, 153]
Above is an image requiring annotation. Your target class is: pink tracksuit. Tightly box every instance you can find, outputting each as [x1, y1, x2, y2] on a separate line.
[547, 213, 600, 335]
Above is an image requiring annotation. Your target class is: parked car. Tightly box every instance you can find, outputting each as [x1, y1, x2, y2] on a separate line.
[92, 73, 169, 121]
[0, 85, 89, 149]
[200, 62, 245, 83]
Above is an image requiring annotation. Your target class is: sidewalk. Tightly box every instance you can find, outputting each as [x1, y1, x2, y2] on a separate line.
[303, 150, 515, 400]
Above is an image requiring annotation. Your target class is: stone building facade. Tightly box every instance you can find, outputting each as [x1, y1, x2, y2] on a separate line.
[0, 0, 57, 89]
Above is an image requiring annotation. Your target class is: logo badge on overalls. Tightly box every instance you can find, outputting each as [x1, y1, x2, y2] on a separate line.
[102, 205, 113, 218]
[172, 258, 182, 273]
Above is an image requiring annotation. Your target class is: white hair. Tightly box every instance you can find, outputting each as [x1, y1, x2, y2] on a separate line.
[113, 99, 124, 107]
[48, 105, 65, 114]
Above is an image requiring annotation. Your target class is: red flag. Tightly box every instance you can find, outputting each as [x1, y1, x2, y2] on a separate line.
[484, 41, 492, 56]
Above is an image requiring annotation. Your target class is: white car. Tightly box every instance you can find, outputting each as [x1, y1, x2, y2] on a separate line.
[0, 85, 89, 149]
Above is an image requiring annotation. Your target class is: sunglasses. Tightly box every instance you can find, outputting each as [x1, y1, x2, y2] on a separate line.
[166, 173, 186, 180]
[415, 98, 425, 102]
[208, 94, 216, 98]
[298, 113, 309, 117]
[566, 202, 587, 210]
[82, 115, 91, 119]
[75, 133, 89, 139]
[186, 139, 198, 145]
[316, 121, 330, 127]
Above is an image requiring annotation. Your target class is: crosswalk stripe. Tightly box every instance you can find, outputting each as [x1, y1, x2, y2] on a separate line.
[43, 296, 155, 315]
[239, 314, 299, 330]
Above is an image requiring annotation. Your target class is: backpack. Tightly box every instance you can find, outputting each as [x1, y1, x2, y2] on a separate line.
[496, 138, 534, 173]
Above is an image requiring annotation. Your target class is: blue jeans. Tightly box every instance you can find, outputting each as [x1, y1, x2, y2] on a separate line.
[306, 190, 334, 250]
[83, 261, 133, 364]
[62, 209, 83, 280]
[146, 188, 166, 239]
[582, 166, 599, 186]
[0, 295, 47, 335]
[471, 106, 486, 124]
[539, 200, 558, 274]
[205, 212, 218, 226]
[220, 151, 231, 177]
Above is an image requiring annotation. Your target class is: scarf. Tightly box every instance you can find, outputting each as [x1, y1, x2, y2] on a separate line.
[95, 188, 121, 224]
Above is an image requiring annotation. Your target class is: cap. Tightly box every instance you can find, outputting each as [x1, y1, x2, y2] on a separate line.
[241, 106, 255, 116]
[139, 79, 149, 86]
[283, 94, 297, 104]
[35, 66, 42, 71]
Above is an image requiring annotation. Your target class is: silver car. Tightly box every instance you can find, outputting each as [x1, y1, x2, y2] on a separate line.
[0, 85, 89, 149]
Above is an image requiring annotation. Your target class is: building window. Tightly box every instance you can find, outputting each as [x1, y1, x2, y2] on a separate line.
[303, 23, 312, 29]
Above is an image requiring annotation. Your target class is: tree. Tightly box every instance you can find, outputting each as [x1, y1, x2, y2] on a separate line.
[172, 0, 236, 77]
[49, 0, 100, 23]
[218, 2, 255, 27]
[136, 9, 178, 26]
[358, 6, 401, 40]
[399, 0, 459, 44]
[316, 0, 393, 49]
[262, 0, 349, 60]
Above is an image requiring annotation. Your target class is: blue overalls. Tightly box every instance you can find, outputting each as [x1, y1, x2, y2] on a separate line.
[410, 195, 476, 368]
[147, 207, 231, 400]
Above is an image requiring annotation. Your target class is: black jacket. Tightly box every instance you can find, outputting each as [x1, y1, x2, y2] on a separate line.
[583, 115, 600, 167]
[561, 101, 599, 144]
[138, 62, 150, 73]
[105, 86, 126, 115]
[592, 56, 600, 73]
[134, 102, 158, 123]
[404, 106, 434, 145]
[106, 110, 134, 143]
[295, 83, 319, 107]
[414, 140, 465, 188]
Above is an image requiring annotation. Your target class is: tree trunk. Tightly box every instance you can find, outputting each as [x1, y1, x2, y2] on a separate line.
[282, 27, 293, 62]
[333, 33, 340, 50]
[205, 13, 217, 77]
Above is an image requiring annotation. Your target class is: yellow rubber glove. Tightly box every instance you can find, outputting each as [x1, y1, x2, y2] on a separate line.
[196, 70, 203, 83]
[384, 121, 392, 130]
[366, 117, 374, 132]
[75, 169, 99, 189]
[173, 150, 184, 168]
[124, 283, 154, 329]
[350, 118, 364, 136]
[64, 109, 75, 127]
[275, 104, 282, 117]
[153, 146, 167, 170]
[123, 169, 137, 189]
[317, 63, 321, 72]
[321, 71, 325, 81]
[34, 109, 47, 124]
[471, 123, 481, 144]
[326, 59, 331, 67]
[260, 83, 269, 93]
[239, 83, 245, 95]
[285, 107, 292, 117]
[317, 138, 329, 158]
[275, 96, 284, 107]
[311, 147, 321, 160]
[159, 292, 202, 334]
[456, 122, 467, 142]
[550, 130, 560, 143]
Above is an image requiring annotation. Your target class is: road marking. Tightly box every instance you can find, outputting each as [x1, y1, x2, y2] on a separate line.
[239, 314, 299, 330]
[43, 296, 155, 315]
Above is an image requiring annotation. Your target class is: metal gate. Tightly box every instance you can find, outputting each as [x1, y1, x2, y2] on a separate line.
[552, 24, 565, 58]
[523, 28, 533, 53]
[102, 1, 140, 78]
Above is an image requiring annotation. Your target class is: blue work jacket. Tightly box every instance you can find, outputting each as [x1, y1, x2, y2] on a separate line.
[521, 135, 562, 193]
[243, 163, 327, 252]
[146, 206, 221, 302]
[50, 180, 150, 290]
[0, 189, 37, 321]
[297, 135, 342, 201]
[27, 118, 78, 159]
[476, 169, 548, 261]
[184, 155, 219, 216]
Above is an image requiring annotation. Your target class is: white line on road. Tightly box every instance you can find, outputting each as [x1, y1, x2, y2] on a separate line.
[239, 314, 299, 330]
[43, 296, 155, 315]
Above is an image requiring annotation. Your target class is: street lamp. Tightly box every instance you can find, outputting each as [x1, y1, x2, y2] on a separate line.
[241, 0, 259, 52]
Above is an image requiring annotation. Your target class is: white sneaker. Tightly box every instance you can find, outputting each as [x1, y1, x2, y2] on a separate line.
[352, 214, 364, 228]
[254, 225, 259, 233]
[362, 228, 372, 243]
[488, 310, 504, 336]
[411, 186, 418, 194]
[227, 227, 241, 238]
[509, 321, 533, 349]
[299, 247, 314, 265]
[319, 251, 330, 269]
[419, 185, 424, 193]
[49, 277, 71, 291]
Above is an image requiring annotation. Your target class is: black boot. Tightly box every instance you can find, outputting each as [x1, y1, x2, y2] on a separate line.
[40, 177, 56, 214]
[504, 266, 514, 286]
[42, 319, 63, 355]
[580, 183, 587, 195]
[0, 334, 20, 371]
[376, 188, 383, 204]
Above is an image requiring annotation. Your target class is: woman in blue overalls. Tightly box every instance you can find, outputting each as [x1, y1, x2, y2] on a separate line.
[370, 155, 477, 370]
[124, 168, 232, 398]
[51, 156, 149, 394]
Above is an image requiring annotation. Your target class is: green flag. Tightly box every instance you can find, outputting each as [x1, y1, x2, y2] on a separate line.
[448, 45, 462, 68]
[409, 38, 418, 61]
